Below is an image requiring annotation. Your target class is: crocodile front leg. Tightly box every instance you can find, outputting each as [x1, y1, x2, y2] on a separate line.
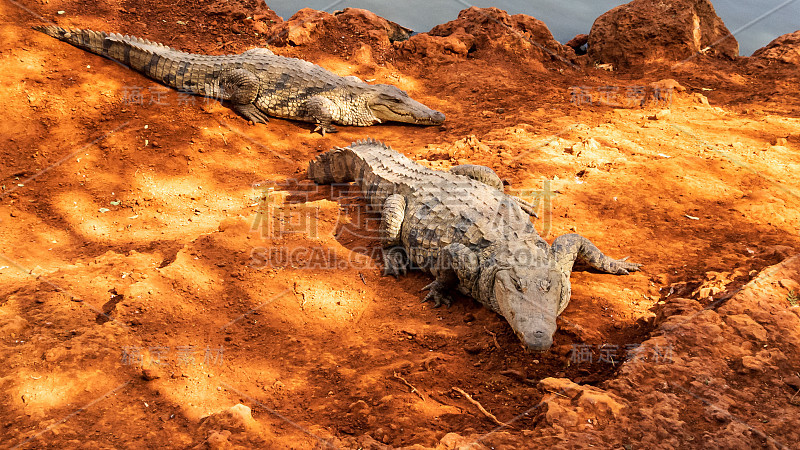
[550, 233, 641, 315]
[380, 194, 408, 277]
[304, 96, 339, 135]
[449, 164, 538, 218]
[551, 233, 642, 275]
[219, 68, 271, 124]
[422, 243, 479, 307]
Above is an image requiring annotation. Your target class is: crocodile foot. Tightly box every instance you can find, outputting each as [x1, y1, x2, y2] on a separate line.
[421, 280, 453, 308]
[313, 123, 338, 136]
[232, 104, 270, 124]
[382, 247, 408, 277]
[611, 257, 642, 275]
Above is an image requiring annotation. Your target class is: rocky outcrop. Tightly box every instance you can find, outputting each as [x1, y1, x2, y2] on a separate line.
[269, 8, 411, 48]
[588, 0, 738, 69]
[565, 34, 589, 55]
[520, 255, 800, 447]
[752, 30, 800, 65]
[396, 7, 570, 69]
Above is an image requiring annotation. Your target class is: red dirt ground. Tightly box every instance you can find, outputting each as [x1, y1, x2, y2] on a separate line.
[1, 1, 799, 448]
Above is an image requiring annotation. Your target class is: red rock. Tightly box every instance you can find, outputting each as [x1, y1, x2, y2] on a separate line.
[200, 404, 257, 433]
[538, 377, 627, 430]
[565, 34, 589, 53]
[278, 8, 333, 47]
[398, 7, 568, 69]
[752, 30, 800, 65]
[334, 8, 411, 43]
[269, 7, 409, 49]
[205, 430, 232, 450]
[778, 278, 800, 292]
[397, 32, 472, 64]
[588, 0, 738, 69]
[740, 355, 764, 372]
[723, 314, 768, 342]
[649, 78, 686, 93]
[654, 297, 702, 326]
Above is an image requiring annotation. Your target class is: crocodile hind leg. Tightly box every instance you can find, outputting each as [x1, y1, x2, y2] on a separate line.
[219, 68, 270, 124]
[422, 243, 479, 307]
[381, 194, 408, 277]
[449, 164, 504, 190]
[449, 164, 538, 218]
[304, 96, 339, 135]
[552, 233, 642, 276]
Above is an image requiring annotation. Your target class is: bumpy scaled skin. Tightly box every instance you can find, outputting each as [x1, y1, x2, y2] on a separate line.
[33, 26, 445, 134]
[308, 139, 642, 351]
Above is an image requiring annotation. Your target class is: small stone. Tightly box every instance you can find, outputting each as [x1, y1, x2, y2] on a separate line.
[206, 430, 232, 450]
[740, 355, 764, 372]
[772, 137, 788, 146]
[725, 314, 768, 342]
[784, 375, 800, 390]
[142, 368, 161, 381]
[692, 93, 710, 105]
[348, 400, 370, 414]
[500, 369, 527, 382]
[463, 343, 484, 354]
[648, 109, 671, 120]
[778, 278, 800, 292]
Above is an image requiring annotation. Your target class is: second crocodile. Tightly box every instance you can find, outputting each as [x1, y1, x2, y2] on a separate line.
[308, 139, 642, 351]
[34, 26, 445, 134]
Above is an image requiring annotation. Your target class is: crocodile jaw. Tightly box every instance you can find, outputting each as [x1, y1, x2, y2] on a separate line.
[366, 85, 445, 125]
[494, 268, 561, 351]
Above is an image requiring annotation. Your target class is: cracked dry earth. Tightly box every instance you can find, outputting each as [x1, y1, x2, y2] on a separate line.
[1, 1, 800, 448]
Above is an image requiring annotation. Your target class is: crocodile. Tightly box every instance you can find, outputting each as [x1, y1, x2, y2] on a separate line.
[308, 139, 641, 351]
[33, 26, 445, 134]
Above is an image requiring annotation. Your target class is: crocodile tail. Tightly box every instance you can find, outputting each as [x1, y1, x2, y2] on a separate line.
[308, 147, 360, 184]
[33, 26, 111, 56]
[33, 25, 200, 91]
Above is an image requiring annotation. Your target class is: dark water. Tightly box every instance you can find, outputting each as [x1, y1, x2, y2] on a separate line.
[267, 0, 799, 56]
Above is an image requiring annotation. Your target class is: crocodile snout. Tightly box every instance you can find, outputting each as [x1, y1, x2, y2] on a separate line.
[415, 109, 445, 125]
[513, 317, 554, 351]
[517, 330, 553, 352]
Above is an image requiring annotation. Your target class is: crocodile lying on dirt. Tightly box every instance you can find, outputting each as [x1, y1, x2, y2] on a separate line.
[33, 26, 445, 134]
[308, 139, 641, 350]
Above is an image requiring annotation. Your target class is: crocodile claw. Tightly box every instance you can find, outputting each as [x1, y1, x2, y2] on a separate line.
[382, 248, 408, 277]
[613, 257, 642, 275]
[421, 281, 453, 308]
[233, 104, 270, 124]
[313, 123, 338, 136]
[514, 196, 539, 218]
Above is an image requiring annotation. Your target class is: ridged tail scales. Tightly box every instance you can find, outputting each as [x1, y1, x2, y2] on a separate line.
[307, 147, 358, 184]
[33, 26, 227, 97]
[307, 139, 385, 185]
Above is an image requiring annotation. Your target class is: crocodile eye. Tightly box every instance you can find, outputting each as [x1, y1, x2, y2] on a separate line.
[511, 278, 523, 291]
